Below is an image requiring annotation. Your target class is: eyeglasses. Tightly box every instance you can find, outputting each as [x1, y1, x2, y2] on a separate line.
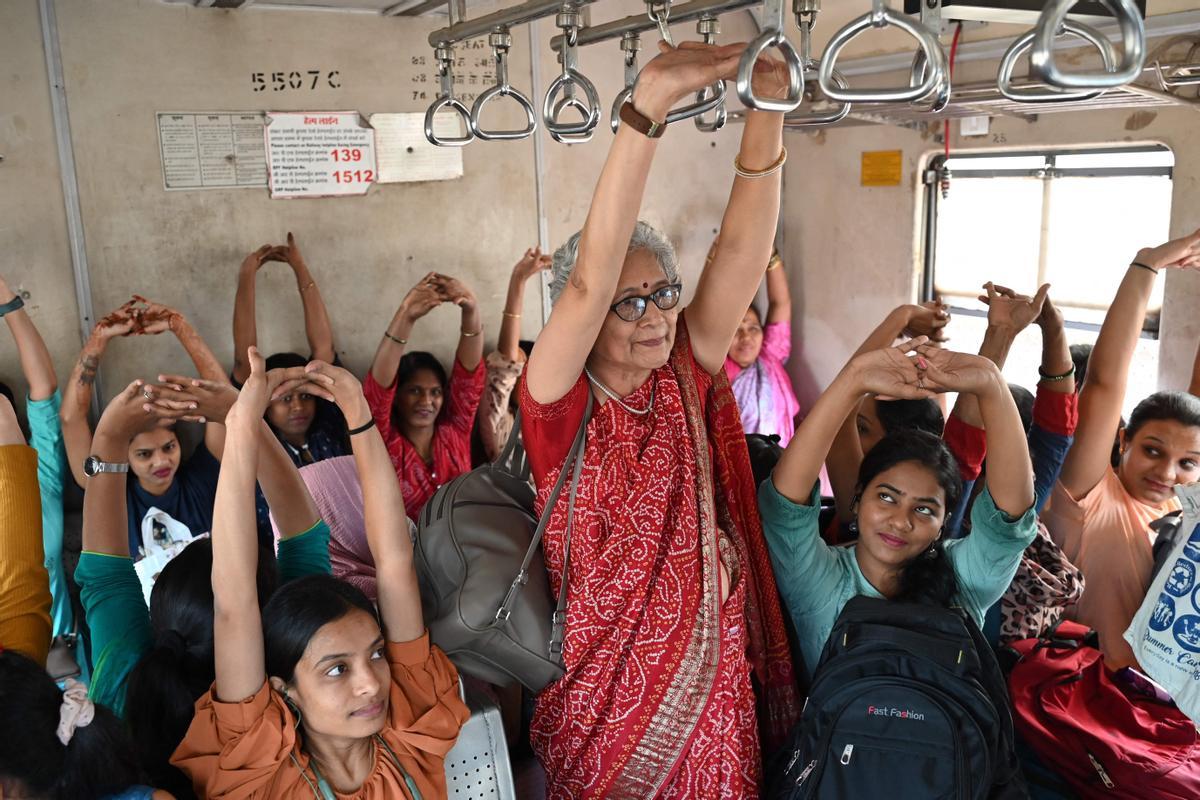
[609, 283, 682, 322]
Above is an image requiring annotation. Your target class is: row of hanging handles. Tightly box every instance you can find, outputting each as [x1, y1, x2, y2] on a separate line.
[424, 0, 1150, 146]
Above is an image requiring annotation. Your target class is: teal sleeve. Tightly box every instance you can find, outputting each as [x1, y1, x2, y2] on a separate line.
[758, 476, 849, 623]
[277, 520, 332, 584]
[74, 552, 153, 717]
[26, 391, 72, 637]
[945, 488, 1037, 626]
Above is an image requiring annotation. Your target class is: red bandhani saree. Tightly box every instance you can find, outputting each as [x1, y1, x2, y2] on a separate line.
[519, 318, 800, 799]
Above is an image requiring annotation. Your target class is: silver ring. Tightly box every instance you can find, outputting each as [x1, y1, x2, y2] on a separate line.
[143, 387, 153, 400]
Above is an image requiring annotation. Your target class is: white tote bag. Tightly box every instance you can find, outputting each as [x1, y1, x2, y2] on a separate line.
[1124, 482, 1200, 724]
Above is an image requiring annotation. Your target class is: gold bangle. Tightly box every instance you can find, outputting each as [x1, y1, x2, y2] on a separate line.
[734, 147, 787, 179]
[299, 281, 316, 292]
[766, 257, 783, 272]
[384, 331, 407, 345]
[460, 328, 482, 338]
[502, 311, 521, 319]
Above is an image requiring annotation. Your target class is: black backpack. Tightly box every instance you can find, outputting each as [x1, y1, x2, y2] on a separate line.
[1150, 509, 1185, 581]
[767, 596, 1026, 800]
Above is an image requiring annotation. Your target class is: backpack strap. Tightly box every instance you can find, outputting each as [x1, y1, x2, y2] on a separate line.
[495, 408, 531, 482]
[549, 392, 593, 664]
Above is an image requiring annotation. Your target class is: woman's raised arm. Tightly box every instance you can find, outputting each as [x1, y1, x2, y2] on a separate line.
[61, 309, 134, 487]
[302, 360, 424, 642]
[525, 42, 745, 403]
[1059, 230, 1200, 500]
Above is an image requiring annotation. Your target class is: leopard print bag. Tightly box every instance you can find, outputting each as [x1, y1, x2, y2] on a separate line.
[999, 520, 1085, 645]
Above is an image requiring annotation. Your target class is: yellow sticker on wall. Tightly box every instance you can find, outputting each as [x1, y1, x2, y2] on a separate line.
[861, 150, 903, 186]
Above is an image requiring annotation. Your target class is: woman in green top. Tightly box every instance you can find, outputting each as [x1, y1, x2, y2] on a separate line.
[760, 338, 1037, 677]
[75, 371, 333, 798]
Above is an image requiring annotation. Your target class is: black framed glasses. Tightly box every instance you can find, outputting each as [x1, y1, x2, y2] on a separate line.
[609, 283, 682, 322]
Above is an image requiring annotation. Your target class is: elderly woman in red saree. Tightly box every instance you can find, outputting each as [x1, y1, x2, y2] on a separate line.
[519, 42, 800, 799]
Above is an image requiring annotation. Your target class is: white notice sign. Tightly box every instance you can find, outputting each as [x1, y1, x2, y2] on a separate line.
[370, 112, 464, 184]
[156, 112, 267, 190]
[265, 112, 376, 199]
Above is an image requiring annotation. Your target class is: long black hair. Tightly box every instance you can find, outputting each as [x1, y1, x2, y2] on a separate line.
[262, 573, 380, 685]
[0, 650, 144, 800]
[125, 537, 279, 798]
[856, 429, 963, 607]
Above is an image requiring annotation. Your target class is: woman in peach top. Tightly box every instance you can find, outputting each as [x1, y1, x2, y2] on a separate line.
[1043, 229, 1200, 670]
[172, 350, 468, 799]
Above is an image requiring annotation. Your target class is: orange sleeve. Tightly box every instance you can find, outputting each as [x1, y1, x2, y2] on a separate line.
[170, 681, 298, 799]
[0, 445, 50, 665]
[381, 633, 471, 800]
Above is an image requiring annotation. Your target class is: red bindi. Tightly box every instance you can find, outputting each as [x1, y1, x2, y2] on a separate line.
[642, 282, 649, 289]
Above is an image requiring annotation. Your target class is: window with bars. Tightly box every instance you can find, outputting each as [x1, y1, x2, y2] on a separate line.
[925, 145, 1173, 415]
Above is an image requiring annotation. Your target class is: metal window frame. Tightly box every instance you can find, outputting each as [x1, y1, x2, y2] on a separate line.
[921, 145, 1173, 339]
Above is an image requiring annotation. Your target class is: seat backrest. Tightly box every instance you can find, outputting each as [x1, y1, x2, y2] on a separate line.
[444, 681, 517, 800]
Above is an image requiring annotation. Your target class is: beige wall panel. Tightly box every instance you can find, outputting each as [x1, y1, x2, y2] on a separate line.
[0, 0, 77, 407]
[54, 0, 542, 398]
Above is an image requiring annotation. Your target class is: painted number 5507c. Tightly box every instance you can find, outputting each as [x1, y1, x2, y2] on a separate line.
[251, 70, 342, 92]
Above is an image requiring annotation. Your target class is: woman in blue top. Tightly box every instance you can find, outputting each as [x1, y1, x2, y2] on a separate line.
[760, 337, 1037, 677]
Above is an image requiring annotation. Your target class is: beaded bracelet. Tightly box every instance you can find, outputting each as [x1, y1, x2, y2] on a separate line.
[1038, 365, 1076, 382]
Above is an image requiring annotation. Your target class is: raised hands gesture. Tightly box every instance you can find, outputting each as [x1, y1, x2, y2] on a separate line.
[848, 337, 937, 401]
[979, 282, 1050, 335]
[1135, 228, 1200, 271]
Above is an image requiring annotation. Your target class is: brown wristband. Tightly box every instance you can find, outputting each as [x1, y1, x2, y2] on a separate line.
[619, 101, 666, 139]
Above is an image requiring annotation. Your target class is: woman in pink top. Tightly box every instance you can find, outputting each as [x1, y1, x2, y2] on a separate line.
[1044, 229, 1200, 670]
[724, 248, 801, 445]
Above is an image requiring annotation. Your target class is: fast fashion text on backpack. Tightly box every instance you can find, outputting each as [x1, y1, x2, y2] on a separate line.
[767, 596, 1024, 800]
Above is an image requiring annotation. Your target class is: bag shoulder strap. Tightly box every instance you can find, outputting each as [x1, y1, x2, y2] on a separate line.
[548, 393, 592, 664]
[492, 392, 594, 647]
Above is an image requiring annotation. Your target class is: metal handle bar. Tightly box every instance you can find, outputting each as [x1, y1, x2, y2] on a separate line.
[820, 0, 950, 103]
[818, 0, 946, 103]
[429, 0, 597, 48]
[470, 29, 538, 141]
[736, 0, 804, 112]
[693, 15, 728, 131]
[1155, 60, 1200, 88]
[424, 45, 474, 146]
[545, 6, 601, 140]
[545, 72, 602, 139]
[1030, 0, 1145, 89]
[610, 32, 641, 134]
[784, 1, 850, 126]
[549, 0, 759, 52]
[999, 21, 1116, 102]
[908, 47, 951, 112]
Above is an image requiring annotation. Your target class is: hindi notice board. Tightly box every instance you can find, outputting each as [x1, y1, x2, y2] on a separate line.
[861, 150, 904, 187]
[156, 112, 268, 190]
[265, 112, 376, 198]
[370, 112, 464, 184]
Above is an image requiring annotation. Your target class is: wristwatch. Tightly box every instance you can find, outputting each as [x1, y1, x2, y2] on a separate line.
[619, 101, 666, 139]
[83, 455, 129, 477]
[0, 295, 24, 318]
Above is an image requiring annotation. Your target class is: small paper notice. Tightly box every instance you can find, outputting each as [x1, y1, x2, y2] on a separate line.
[861, 150, 904, 187]
[265, 111, 377, 199]
[156, 112, 268, 190]
[370, 112, 464, 184]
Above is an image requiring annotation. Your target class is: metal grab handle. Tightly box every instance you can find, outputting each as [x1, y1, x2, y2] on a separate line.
[610, 32, 641, 134]
[667, 80, 726, 123]
[694, 83, 728, 131]
[999, 21, 1116, 102]
[470, 29, 538, 141]
[736, 0, 804, 112]
[909, 47, 951, 112]
[545, 4, 601, 141]
[1149, 37, 1200, 89]
[544, 72, 602, 139]
[691, 15, 727, 130]
[785, 0, 850, 126]
[1030, 0, 1145, 89]
[424, 45, 474, 147]
[818, 0, 947, 103]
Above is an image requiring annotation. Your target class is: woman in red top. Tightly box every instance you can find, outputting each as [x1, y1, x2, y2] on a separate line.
[365, 272, 485, 520]
[519, 44, 799, 798]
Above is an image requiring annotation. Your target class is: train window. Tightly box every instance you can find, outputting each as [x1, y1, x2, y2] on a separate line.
[926, 145, 1174, 415]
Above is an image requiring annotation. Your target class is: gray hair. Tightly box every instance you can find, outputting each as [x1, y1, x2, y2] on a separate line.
[549, 220, 680, 305]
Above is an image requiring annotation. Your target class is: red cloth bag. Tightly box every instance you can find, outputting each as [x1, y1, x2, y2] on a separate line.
[1007, 620, 1200, 799]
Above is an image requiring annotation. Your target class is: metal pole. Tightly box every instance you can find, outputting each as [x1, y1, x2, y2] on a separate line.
[428, 0, 598, 47]
[39, 0, 102, 409]
[528, 19, 554, 325]
[549, 0, 761, 51]
[920, 156, 943, 303]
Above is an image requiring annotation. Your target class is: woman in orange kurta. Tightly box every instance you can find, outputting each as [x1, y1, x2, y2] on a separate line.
[172, 351, 468, 798]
